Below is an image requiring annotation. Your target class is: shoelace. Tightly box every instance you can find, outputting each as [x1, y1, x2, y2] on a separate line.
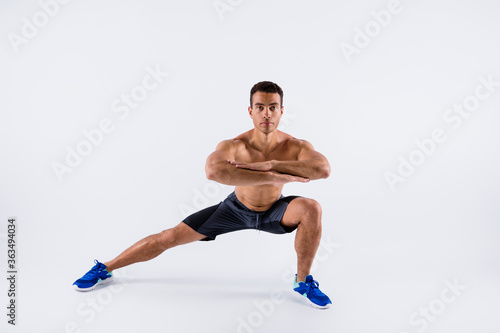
[305, 280, 323, 296]
[83, 260, 103, 279]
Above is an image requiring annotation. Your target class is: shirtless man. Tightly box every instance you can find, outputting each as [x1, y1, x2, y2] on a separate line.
[73, 81, 332, 309]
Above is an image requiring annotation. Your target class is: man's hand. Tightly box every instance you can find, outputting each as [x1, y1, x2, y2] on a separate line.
[227, 160, 274, 172]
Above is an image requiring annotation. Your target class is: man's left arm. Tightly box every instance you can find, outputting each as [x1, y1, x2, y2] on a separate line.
[229, 140, 331, 180]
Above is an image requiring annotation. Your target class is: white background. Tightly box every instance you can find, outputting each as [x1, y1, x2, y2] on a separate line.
[1, 0, 499, 332]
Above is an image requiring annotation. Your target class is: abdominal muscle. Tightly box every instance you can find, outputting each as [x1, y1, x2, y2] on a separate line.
[235, 184, 284, 211]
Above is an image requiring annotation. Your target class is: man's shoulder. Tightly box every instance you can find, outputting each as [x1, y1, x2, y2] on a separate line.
[280, 131, 309, 147]
[216, 137, 246, 151]
[230, 130, 253, 146]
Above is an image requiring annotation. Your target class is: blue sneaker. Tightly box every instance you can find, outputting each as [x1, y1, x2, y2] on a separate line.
[292, 275, 332, 309]
[73, 260, 113, 291]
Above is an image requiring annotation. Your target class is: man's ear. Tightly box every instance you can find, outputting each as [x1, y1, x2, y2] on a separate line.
[280, 106, 284, 116]
[248, 106, 253, 117]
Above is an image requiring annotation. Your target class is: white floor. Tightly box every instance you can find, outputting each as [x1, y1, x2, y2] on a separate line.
[1, 228, 499, 333]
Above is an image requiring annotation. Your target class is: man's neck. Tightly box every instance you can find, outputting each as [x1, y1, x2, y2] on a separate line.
[249, 128, 280, 154]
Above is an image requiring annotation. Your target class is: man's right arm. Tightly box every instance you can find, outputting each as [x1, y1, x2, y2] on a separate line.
[205, 140, 309, 186]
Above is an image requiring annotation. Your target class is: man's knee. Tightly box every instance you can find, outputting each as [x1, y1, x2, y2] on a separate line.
[299, 198, 322, 218]
[157, 228, 178, 250]
[287, 198, 322, 228]
[156, 223, 202, 249]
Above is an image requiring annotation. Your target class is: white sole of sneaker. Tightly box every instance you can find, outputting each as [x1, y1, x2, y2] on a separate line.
[290, 289, 332, 309]
[73, 275, 114, 292]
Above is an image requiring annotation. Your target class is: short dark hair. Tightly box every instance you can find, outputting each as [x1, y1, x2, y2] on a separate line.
[250, 81, 284, 107]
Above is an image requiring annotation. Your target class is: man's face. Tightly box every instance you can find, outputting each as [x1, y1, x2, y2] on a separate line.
[248, 92, 283, 134]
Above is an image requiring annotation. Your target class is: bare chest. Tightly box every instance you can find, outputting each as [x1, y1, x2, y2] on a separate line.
[234, 142, 299, 163]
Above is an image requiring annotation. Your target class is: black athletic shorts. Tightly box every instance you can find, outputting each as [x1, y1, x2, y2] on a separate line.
[183, 191, 300, 241]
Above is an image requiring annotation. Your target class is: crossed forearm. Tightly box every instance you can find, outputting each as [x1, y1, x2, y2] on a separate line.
[207, 162, 274, 186]
[270, 159, 330, 180]
[221, 159, 329, 182]
[206, 161, 312, 186]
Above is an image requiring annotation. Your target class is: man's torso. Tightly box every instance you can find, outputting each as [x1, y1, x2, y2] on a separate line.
[232, 130, 301, 211]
